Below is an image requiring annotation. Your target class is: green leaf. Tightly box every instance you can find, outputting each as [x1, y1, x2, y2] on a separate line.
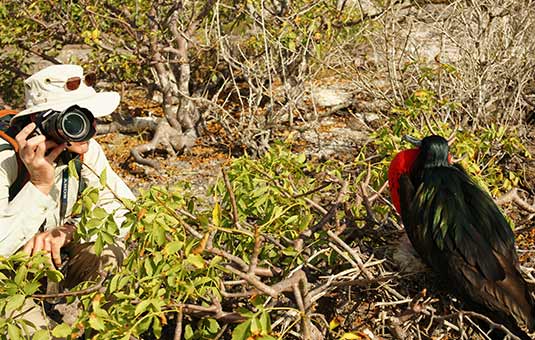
[14, 265, 27, 285]
[285, 215, 299, 225]
[52, 323, 72, 337]
[281, 247, 297, 256]
[94, 235, 104, 256]
[134, 300, 151, 316]
[212, 201, 221, 227]
[101, 231, 115, 245]
[7, 323, 22, 340]
[250, 316, 260, 334]
[108, 275, 120, 293]
[23, 281, 41, 295]
[259, 311, 271, 334]
[143, 258, 154, 276]
[89, 313, 106, 331]
[206, 318, 220, 333]
[136, 315, 152, 334]
[68, 160, 79, 180]
[231, 320, 251, 340]
[186, 254, 205, 269]
[122, 198, 134, 211]
[93, 207, 109, 219]
[99, 168, 108, 187]
[32, 329, 51, 340]
[184, 324, 194, 339]
[85, 218, 103, 229]
[152, 315, 162, 338]
[46, 269, 64, 283]
[118, 276, 131, 290]
[88, 189, 99, 204]
[5, 294, 25, 316]
[164, 240, 183, 255]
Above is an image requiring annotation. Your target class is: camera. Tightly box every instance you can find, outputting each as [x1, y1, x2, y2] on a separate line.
[12, 105, 96, 144]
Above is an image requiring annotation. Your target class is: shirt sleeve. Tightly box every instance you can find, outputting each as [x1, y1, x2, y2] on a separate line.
[80, 139, 136, 238]
[0, 146, 57, 256]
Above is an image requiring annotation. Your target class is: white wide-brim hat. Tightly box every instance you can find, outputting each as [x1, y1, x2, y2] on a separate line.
[13, 64, 120, 122]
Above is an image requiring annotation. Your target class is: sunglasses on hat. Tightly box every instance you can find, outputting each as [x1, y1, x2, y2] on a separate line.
[44, 73, 97, 91]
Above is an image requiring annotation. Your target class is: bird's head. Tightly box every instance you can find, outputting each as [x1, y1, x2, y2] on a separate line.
[388, 135, 452, 213]
[417, 135, 450, 168]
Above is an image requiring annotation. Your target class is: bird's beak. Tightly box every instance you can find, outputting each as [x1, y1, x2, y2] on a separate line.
[402, 135, 421, 147]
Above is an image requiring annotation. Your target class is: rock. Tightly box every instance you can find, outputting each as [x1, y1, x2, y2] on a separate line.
[338, 0, 381, 17]
[392, 233, 428, 273]
[56, 44, 92, 64]
[404, 22, 461, 63]
[300, 117, 369, 159]
[310, 87, 352, 108]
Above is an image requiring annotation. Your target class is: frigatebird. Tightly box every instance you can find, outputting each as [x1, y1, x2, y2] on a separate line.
[388, 134, 535, 339]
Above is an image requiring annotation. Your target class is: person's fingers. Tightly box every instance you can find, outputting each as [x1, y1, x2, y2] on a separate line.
[15, 123, 36, 146]
[45, 144, 66, 163]
[43, 238, 52, 264]
[31, 235, 45, 256]
[51, 241, 62, 267]
[22, 238, 35, 255]
[19, 135, 46, 161]
[33, 139, 47, 160]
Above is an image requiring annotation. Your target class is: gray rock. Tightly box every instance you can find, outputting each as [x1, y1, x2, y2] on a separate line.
[310, 87, 352, 108]
[56, 44, 92, 64]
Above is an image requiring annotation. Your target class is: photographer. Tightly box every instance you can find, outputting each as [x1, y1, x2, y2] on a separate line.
[0, 64, 135, 330]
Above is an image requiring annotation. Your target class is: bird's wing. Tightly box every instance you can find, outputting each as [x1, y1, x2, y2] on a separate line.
[417, 166, 515, 282]
[399, 166, 534, 331]
[398, 174, 434, 259]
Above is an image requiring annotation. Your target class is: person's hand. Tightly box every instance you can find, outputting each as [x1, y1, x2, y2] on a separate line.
[15, 122, 65, 195]
[22, 224, 76, 267]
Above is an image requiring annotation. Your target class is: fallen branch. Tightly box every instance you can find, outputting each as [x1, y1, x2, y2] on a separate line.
[496, 188, 535, 213]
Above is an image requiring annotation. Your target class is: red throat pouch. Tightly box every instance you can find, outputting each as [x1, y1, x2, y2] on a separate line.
[388, 149, 420, 213]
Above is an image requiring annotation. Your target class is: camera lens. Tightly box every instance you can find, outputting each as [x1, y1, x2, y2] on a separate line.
[36, 105, 96, 143]
[61, 110, 89, 140]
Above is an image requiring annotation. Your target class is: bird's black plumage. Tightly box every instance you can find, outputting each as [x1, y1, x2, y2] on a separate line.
[394, 135, 535, 338]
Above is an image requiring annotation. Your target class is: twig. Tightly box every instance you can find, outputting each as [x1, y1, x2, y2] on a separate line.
[327, 230, 373, 280]
[248, 225, 261, 275]
[293, 282, 311, 340]
[299, 180, 349, 238]
[222, 169, 242, 229]
[32, 271, 108, 300]
[496, 188, 535, 213]
[173, 307, 183, 340]
[225, 265, 279, 297]
[168, 300, 245, 323]
[156, 205, 203, 239]
[462, 311, 522, 340]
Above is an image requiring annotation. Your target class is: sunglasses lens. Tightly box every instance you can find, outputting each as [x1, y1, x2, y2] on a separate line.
[84, 73, 96, 87]
[65, 77, 81, 91]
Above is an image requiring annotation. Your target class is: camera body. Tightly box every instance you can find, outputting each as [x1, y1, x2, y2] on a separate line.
[11, 105, 96, 144]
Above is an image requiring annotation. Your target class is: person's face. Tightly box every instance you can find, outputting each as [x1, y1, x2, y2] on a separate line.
[65, 141, 89, 154]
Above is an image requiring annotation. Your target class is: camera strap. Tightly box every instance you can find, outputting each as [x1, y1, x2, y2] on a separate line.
[59, 167, 69, 225]
[59, 156, 84, 225]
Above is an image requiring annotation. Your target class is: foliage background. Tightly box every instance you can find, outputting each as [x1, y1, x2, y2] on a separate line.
[1, 0, 535, 339]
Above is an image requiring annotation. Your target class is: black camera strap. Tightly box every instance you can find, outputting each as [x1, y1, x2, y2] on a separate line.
[59, 155, 85, 225]
[59, 167, 69, 225]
